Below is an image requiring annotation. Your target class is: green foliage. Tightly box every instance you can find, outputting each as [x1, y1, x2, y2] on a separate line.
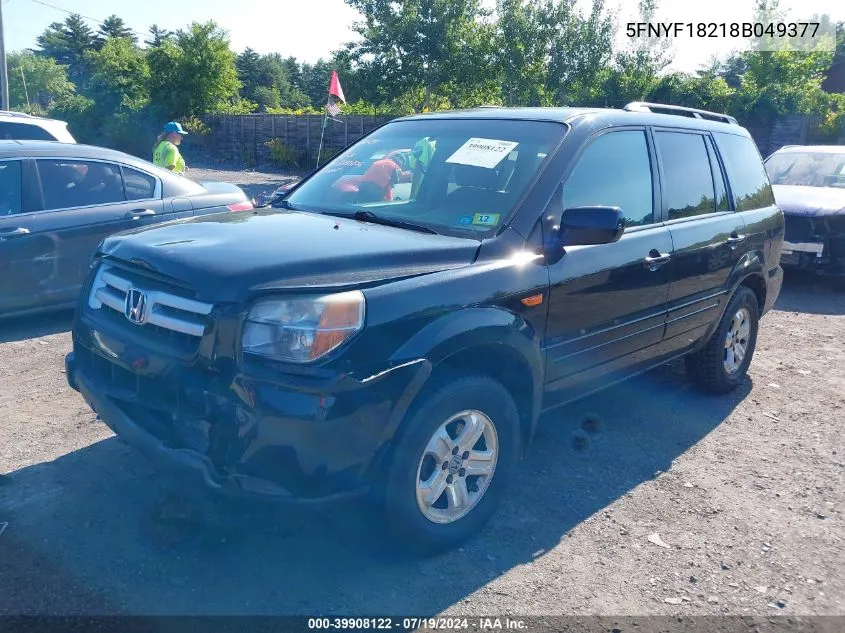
[85, 38, 150, 113]
[49, 94, 99, 142]
[180, 115, 211, 137]
[145, 25, 173, 47]
[173, 22, 242, 115]
[97, 15, 137, 46]
[265, 139, 305, 168]
[24, 2, 843, 159]
[7, 52, 75, 111]
[36, 14, 96, 87]
[344, 0, 492, 112]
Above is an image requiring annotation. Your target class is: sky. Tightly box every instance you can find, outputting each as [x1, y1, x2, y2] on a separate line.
[2, 0, 843, 74]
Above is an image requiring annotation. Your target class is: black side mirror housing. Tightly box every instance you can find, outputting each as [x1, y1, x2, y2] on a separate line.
[558, 206, 625, 246]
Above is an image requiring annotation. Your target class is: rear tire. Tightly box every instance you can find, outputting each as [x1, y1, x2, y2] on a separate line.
[382, 374, 519, 554]
[685, 286, 759, 394]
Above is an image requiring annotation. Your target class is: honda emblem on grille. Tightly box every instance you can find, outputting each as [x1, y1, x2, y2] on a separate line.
[124, 288, 147, 324]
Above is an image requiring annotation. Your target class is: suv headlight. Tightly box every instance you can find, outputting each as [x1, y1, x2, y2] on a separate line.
[241, 291, 365, 363]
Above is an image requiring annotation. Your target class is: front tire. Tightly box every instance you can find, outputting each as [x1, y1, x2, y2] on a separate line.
[685, 286, 759, 394]
[383, 374, 520, 553]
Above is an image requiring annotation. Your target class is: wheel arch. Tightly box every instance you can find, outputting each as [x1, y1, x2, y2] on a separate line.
[375, 307, 545, 470]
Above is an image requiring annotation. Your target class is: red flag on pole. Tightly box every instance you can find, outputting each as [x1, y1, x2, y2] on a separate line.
[327, 70, 345, 116]
[328, 70, 345, 102]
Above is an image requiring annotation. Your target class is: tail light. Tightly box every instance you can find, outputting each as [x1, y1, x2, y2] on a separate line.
[227, 201, 254, 212]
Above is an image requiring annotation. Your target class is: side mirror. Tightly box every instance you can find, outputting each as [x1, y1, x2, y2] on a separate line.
[558, 206, 625, 246]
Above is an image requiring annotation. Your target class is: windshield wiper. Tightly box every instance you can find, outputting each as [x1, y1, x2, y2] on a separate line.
[326, 210, 438, 235]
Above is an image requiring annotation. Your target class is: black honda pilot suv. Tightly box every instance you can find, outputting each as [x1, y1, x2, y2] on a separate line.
[65, 103, 784, 551]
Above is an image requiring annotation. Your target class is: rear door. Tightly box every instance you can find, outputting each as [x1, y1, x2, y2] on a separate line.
[713, 132, 780, 311]
[653, 129, 750, 350]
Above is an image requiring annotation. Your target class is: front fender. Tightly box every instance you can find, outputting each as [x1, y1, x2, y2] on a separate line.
[388, 306, 545, 448]
[391, 306, 542, 368]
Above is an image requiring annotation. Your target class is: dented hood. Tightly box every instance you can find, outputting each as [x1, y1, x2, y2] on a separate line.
[98, 209, 479, 302]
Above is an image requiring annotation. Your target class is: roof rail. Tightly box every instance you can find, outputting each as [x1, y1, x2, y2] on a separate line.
[0, 110, 37, 119]
[623, 102, 737, 125]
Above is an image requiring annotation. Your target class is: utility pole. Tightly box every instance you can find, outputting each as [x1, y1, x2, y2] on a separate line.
[0, 0, 9, 110]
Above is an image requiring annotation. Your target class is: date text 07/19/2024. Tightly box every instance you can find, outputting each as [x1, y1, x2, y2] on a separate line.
[307, 617, 528, 630]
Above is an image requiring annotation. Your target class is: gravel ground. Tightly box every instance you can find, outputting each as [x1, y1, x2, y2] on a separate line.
[0, 165, 842, 617]
[187, 163, 300, 202]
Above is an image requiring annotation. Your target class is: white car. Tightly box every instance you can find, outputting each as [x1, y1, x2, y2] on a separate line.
[0, 111, 76, 143]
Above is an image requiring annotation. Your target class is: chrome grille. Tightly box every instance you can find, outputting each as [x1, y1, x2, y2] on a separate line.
[88, 264, 212, 338]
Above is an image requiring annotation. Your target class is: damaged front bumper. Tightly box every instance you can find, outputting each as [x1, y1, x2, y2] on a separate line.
[781, 214, 845, 277]
[65, 343, 431, 504]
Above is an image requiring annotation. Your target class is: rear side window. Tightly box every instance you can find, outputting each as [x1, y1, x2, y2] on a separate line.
[713, 132, 775, 210]
[0, 121, 58, 141]
[122, 166, 157, 200]
[37, 160, 125, 210]
[0, 161, 23, 215]
[562, 130, 654, 227]
[655, 132, 716, 220]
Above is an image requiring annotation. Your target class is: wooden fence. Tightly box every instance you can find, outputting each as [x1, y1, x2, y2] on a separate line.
[184, 114, 395, 167]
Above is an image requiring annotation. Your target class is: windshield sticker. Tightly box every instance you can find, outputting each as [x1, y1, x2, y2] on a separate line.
[472, 213, 500, 226]
[457, 215, 473, 226]
[445, 138, 520, 169]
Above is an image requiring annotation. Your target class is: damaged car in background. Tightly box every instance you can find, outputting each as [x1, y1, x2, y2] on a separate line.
[765, 145, 845, 288]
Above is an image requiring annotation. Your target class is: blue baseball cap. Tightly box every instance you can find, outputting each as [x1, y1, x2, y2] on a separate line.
[163, 121, 188, 135]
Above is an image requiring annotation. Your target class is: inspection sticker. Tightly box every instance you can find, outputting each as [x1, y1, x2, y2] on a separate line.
[472, 213, 500, 226]
[457, 215, 473, 226]
[446, 138, 519, 169]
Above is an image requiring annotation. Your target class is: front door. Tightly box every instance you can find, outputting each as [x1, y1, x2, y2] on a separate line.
[543, 128, 673, 406]
[651, 130, 750, 348]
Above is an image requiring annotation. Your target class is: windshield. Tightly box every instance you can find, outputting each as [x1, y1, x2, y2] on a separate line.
[286, 118, 566, 236]
[765, 150, 845, 188]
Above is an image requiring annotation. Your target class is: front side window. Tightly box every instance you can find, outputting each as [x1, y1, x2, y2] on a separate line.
[561, 130, 654, 227]
[285, 119, 566, 237]
[37, 160, 125, 210]
[764, 149, 845, 190]
[715, 132, 776, 210]
[0, 161, 23, 216]
[655, 132, 716, 220]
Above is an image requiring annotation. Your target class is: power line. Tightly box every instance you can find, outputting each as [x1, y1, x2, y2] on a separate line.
[25, 0, 147, 39]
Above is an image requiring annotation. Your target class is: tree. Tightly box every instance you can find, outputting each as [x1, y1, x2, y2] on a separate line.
[36, 14, 96, 86]
[148, 21, 241, 118]
[252, 85, 281, 111]
[300, 59, 334, 107]
[7, 52, 75, 112]
[86, 37, 150, 113]
[344, 0, 492, 111]
[97, 15, 137, 46]
[236, 48, 262, 103]
[495, 0, 554, 106]
[494, 0, 614, 107]
[145, 25, 173, 47]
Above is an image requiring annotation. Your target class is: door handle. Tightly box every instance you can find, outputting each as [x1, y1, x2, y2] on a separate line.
[726, 233, 747, 249]
[0, 227, 30, 241]
[126, 209, 156, 220]
[643, 250, 671, 271]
